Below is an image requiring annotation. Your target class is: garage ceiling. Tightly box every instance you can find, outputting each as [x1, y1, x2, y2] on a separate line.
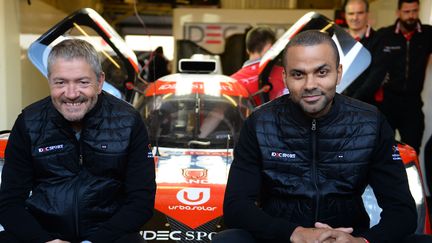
[29, 0, 346, 36]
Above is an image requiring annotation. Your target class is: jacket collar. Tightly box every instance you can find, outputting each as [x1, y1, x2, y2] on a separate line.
[394, 19, 422, 34]
[288, 93, 341, 127]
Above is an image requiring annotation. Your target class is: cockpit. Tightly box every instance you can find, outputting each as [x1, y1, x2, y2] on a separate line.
[136, 59, 254, 149]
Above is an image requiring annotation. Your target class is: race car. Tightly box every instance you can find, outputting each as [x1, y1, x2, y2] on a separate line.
[134, 58, 253, 242]
[0, 7, 430, 242]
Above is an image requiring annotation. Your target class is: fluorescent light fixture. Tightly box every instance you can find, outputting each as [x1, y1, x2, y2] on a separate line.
[125, 35, 174, 61]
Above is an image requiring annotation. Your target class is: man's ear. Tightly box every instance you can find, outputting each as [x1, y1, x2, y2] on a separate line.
[98, 72, 105, 94]
[336, 64, 343, 85]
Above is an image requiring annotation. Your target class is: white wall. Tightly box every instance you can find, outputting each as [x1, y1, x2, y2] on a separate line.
[419, 0, 432, 195]
[0, 0, 21, 130]
[19, 0, 67, 109]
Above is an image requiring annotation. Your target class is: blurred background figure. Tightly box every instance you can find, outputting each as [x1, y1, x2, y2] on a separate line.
[231, 26, 287, 106]
[145, 46, 170, 82]
[342, 0, 380, 106]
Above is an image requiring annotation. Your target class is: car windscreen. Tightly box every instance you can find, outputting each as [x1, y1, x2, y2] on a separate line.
[141, 93, 251, 149]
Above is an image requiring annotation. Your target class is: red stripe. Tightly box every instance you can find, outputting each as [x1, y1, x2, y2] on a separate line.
[94, 21, 112, 39]
[206, 33, 222, 37]
[205, 40, 222, 44]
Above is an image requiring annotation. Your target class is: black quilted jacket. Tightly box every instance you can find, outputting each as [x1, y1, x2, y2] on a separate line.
[0, 92, 156, 243]
[223, 94, 416, 242]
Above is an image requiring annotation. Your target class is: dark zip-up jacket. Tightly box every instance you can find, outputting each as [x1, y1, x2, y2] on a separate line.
[223, 94, 417, 242]
[0, 92, 156, 242]
[355, 20, 432, 100]
[343, 26, 379, 104]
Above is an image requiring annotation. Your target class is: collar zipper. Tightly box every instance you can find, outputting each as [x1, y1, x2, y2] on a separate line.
[311, 119, 320, 222]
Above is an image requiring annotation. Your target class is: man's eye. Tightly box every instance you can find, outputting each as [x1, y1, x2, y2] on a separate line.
[291, 71, 303, 79]
[318, 69, 328, 77]
[80, 80, 90, 85]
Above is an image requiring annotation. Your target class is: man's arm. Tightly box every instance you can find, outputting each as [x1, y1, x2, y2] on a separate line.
[223, 117, 300, 241]
[360, 113, 417, 242]
[0, 114, 55, 242]
[352, 29, 390, 102]
[87, 113, 156, 242]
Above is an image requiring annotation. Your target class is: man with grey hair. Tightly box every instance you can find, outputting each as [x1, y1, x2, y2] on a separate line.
[342, 0, 380, 105]
[213, 30, 419, 242]
[0, 39, 156, 243]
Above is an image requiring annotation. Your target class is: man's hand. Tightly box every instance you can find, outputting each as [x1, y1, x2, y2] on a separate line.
[46, 240, 70, 243]
[315, 222, 365, 243]
[317, 230, 366, 243]
[315, 222, 353, 234]
[290, 226, 331, 243]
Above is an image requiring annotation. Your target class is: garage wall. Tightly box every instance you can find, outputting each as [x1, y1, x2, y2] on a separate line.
[20, 0, 66, 110]
[0, 0, 21, 130]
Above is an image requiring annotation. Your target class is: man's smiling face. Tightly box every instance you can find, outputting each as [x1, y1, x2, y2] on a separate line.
[283, 43, 342, 118]
[48, 57, 104, 122]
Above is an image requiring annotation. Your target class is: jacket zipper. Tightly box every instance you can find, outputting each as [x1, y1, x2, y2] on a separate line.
[404, 40, 410, 91]
[74, 138, 83, 238]
[311, 119, 320, 222]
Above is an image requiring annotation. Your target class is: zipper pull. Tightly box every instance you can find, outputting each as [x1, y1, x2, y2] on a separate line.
[79, 154, 83, 165]
[311, 119, 316, 131]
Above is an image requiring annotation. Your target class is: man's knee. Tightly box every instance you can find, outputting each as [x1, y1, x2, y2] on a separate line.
[211, 229, 256, 243]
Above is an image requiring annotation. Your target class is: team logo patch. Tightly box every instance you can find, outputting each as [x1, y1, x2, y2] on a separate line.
[271, 151, 296, 159]
[38, 144, 64, 153]
[392, 145, 402, 161]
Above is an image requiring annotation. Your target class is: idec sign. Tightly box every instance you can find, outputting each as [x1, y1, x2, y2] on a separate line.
[154, 183, 225, 229]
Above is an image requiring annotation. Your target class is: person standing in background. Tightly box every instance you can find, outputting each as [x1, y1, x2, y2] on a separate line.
[147, 46, 170, 82]
[231, 26, 287, 106]
[365, 0, 432, 154]
[342, 0, 381, 106]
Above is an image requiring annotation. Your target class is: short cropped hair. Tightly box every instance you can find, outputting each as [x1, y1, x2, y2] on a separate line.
[47, 39, 103, 78]
[282, 30, 340, 69]
[398, 0, 420, 9]
[245, 26, 276, 54]
[343, 0, 369, 12]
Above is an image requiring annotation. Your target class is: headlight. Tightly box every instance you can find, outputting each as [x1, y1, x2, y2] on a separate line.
[405, 162, 427, 233]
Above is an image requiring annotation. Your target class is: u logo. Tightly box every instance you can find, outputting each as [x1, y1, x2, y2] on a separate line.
[176, 188, 210, 205]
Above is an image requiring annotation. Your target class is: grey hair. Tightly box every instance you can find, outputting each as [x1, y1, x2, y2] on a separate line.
[282, 30, 340, 69]
[343, 0, 370, 12]
[47, 39, 103, 78]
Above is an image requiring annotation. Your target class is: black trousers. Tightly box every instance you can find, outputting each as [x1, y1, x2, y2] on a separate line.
[211, 228, 432, 243]
[378, 93, 424, 153]
[0, 231, 146, 243]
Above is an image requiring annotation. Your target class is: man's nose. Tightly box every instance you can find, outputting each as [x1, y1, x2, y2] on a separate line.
[304, 75, 317, 90]
[64, 84, 80, 99]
